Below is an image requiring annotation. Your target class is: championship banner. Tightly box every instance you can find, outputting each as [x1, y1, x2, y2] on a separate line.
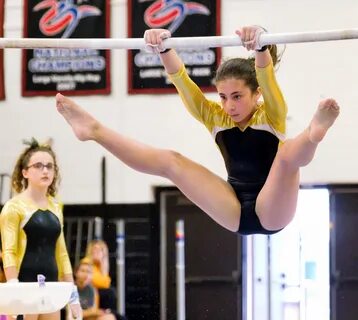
[0, 0, 5, 100]
[128, 0, 221, 94]
[22, 0, 111, 97]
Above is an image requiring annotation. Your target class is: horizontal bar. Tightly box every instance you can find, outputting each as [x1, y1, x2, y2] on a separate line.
[0, 28, 357, 49]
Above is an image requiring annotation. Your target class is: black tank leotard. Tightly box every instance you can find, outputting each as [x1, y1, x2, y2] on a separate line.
[19, 210, 61, 281]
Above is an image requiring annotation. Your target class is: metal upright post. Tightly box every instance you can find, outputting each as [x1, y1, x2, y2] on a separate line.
[94, 217, 103, 239]
[116, 219, 126, 315]
[176, 220, 186, 320]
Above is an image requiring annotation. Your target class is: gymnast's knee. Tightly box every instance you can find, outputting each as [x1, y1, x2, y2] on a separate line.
[274, 143, 297, 171]
[160, 150, 187, 178]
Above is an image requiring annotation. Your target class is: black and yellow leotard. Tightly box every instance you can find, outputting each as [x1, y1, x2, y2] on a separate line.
[0, 195, 72, 281]
[169, 61, 287, 235]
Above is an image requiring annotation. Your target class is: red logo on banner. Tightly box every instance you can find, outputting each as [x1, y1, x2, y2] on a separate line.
[33, 0, 101, 38]
[144, 0, 210, 33]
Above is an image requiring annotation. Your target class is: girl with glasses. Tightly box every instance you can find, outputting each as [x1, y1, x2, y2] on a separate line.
[0, 138, 82, 320]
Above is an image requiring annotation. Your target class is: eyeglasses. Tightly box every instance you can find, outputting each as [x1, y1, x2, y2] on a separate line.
[26, 162, 55, 171]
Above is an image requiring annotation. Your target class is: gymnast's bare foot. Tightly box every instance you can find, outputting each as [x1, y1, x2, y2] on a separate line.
[56, 93, 99, 141]
[309, 98, 340, 143]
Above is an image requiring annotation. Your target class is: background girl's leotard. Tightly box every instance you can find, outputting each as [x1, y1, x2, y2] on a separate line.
[0, 196, 72, 281]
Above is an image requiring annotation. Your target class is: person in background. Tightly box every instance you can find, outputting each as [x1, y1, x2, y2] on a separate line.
[85, 240, 111, 290]
[75, 258, 116, 320]
[0, 138, 82, 320]
[85, 240, 120, 317]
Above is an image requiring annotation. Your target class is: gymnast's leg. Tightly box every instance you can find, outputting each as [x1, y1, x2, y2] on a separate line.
[256, 98, 340, 230]
[56, 94, 242, 232]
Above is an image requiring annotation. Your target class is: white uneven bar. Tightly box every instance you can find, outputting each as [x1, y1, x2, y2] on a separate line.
[0, 28, 357, 49]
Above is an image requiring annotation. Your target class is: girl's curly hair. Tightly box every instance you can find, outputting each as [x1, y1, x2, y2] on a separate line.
[11, 137, 60, 196]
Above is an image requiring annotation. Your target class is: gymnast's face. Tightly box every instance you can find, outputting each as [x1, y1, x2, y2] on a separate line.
[216, 78, 261, 127]
[22, 151, 55, 190]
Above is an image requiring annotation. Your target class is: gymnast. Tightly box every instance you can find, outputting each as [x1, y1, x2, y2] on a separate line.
[55, 25, 339, 235]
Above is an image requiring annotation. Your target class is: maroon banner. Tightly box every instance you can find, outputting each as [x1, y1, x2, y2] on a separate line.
[22, 0, 111, 97]
[0, 0, 5, 100]
[128, 0, 221, 94]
